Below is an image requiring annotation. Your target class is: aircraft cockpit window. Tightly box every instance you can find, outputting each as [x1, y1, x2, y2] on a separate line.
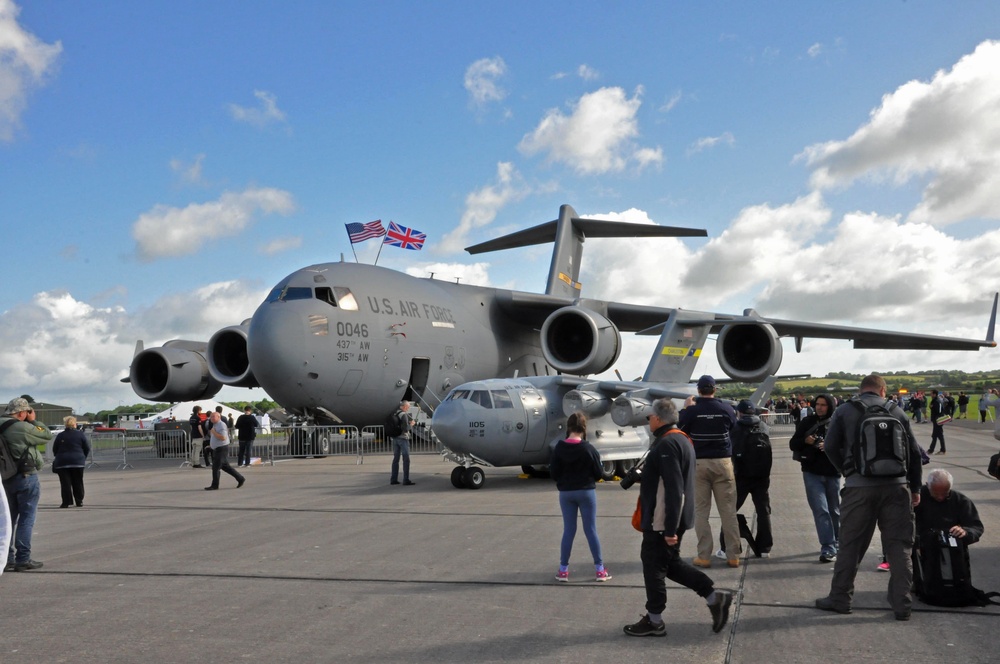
[490, 390, 514, 409]
[334, 287, 359, 311]
[315, 287, 336, 306]
[268, 286, 312, 302]
[447, 389, 471, 401]
[470, 390, 493, 408]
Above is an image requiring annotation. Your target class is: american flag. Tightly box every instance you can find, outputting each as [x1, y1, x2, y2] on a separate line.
[383, 221, 426, 250]
[345, 220, 386, 244]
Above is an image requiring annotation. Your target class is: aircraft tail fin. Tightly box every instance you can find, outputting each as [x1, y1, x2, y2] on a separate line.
[465, 204, 706, 299]
[987, 292, 997, 344]
[748, 374, 777, 409]
[639, 310, 711, 384]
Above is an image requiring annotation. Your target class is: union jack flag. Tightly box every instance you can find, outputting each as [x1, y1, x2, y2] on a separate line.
[383, 221, 426, 250]
[345, 220, 386, 244]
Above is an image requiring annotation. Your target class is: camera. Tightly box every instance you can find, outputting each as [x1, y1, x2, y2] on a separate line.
[620, 465, 642, 490]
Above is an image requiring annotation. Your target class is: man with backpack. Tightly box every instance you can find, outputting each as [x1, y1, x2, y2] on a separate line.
[815, 374, 923, 621]
[717, 400, 773, 559]
[2, 397, 53, 572]
[388, 401, 415, 486]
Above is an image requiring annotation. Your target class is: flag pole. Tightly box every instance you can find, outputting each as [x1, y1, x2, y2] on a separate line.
[347, 227, 360, 263]
[373, 225, 387, 266]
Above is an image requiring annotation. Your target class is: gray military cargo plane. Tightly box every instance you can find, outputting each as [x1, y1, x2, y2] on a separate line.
[431, 374, 777, 489]
[125, 204, 996, 447]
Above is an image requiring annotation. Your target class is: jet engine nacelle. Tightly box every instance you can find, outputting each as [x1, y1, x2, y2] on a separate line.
[562, 389, 611, 418]
[540, 307, 621, 375]
[716, 323, 783, 383]
[208, 322, 260, 388]
[611, 395, 653, 427]
[128, 340, 222, 402]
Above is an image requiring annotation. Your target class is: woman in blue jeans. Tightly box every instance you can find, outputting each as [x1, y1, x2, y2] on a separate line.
[549, 411, 610, 582]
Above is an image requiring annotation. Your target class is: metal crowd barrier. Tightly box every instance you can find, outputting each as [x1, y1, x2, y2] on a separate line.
[74, 421, 438, 470]
[758, 412, 796, 437]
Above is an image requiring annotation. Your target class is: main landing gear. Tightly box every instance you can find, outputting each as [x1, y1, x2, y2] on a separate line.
[450, 465, 486, 489]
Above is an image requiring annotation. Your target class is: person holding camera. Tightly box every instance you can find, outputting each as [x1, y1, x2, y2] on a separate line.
[789, 394, 841, 563]
[623, 398, 733, 638]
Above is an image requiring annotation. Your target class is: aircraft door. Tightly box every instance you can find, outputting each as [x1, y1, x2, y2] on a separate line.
[520, 389, 548, 453]
[404, 358, 430, 407]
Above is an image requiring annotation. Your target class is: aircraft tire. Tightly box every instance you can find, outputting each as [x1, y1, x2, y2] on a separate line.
[615, 459, 637, 477]
[450, 466, 467, 489]
[600, 460, 616, 482]
[463, 466, 486, 490]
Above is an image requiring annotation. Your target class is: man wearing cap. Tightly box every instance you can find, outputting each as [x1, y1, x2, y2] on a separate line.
[679, 375, 740, 568]
[718, 400, 773, 558]
[2, 397, 53, 572]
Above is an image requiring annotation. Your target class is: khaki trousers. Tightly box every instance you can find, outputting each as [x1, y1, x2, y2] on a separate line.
[694, 457, 741, 560]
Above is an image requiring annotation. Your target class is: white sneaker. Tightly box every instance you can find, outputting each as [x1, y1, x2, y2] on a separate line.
[713, 549, 727, 560]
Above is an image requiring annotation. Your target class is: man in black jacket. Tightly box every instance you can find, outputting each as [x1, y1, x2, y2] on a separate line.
[928, 389, 947, 455]
[913, 469, 983, 593]
[623, 398, 733, 638]
[234, 405, 258, 468]
[789, 395, 842, 563]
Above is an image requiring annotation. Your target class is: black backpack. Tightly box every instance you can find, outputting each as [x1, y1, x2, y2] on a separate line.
[734, 424, 772, 478]
[384, 412, 403, 438]
[914, 530, 1000, 607]
[847, 399, 908, 478]
[988, 453, 1000, 480]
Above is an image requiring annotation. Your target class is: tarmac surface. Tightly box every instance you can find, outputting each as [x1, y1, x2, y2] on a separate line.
[2, 418, 1000, 663]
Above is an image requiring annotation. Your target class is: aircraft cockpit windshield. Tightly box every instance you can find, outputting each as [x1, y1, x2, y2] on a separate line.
[444, 388, 514, 409]
[265, 284, 359, 310]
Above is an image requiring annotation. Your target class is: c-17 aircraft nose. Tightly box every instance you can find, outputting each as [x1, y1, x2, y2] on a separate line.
[248, 301, 312, 407]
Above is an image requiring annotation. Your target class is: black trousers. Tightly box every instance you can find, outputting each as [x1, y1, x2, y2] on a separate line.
[719, 476, 773, 552]
[641, 530, 714, 615]
[929, 422, 946, 452]
[56, 468, 85, 506]
[209, 445, 245, 488]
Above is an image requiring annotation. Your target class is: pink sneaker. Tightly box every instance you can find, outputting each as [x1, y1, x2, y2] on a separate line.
[877, 561, 890, 572]
[555, 569, 569, 582]
[595, 569, 612, 582]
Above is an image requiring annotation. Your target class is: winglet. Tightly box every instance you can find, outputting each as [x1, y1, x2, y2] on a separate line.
[987, 293, 997, 344]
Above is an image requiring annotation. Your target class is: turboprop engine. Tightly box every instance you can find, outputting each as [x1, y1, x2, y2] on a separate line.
[611, 394, 654, 427]
[128, 340, 221, 402]
[207, 321, 259, 388]
[716, 322, 783, 383]
[562, 389, 611, 418]
[540, 307, 622, 375]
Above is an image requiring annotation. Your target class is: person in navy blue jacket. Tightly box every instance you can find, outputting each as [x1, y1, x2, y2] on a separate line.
[52, 416, 91, 508]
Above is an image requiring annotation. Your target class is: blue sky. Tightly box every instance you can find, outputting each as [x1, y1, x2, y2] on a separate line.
[3, 1, 1000, 412]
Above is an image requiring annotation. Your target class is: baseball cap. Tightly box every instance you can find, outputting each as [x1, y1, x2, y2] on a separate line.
[696, 375, 716, 390]
[736, 399, 755, 414]
[5, 397, 32, 414]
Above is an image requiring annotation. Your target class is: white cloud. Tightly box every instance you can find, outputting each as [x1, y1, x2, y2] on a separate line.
[0, 0, 62, 141]
[439, 162, 533, 253]
[131, 187, 296, 261]
[659, 90, 683, 113]
[800, 39, 1000, 225]
[169, 153, 206, 185]
[577, 64, 599, 81]
[576, 198, 1000, 381]
[807, 42, 823, 58]
[0, 281, 267, 412]
[687, 131, 735, 155]
[259, 235, 302, 255]
[464, 56, 508, 107]
[518, 86, 663, 174]
[229, 90, 287, 127]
